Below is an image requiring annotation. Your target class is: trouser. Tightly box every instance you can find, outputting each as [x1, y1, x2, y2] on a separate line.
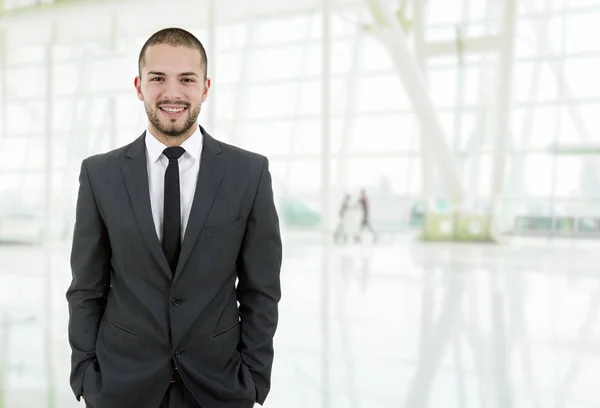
[159, 371, 202, 408]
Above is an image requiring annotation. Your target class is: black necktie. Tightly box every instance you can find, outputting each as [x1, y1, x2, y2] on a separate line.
[162, 146, 186, 274]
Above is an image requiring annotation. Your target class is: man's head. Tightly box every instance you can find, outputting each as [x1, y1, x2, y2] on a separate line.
[135, 28, 210, 143]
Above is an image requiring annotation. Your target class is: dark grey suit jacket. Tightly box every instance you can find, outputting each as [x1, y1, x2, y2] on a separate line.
[66, 126, 282, 408]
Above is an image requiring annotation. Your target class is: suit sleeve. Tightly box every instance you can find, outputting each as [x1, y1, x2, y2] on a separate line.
[65, 159, 111, 401]
[236, 157, 283, 405]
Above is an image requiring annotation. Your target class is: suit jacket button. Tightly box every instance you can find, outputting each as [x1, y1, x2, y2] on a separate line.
[175, 350, 182, 358]
[172, 297, 182, 306]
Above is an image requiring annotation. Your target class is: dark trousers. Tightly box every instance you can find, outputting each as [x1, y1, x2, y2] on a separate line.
[159, 381, 202, 408]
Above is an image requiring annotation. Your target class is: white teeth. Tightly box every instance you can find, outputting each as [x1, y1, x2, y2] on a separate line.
[161, 107, 185, 113]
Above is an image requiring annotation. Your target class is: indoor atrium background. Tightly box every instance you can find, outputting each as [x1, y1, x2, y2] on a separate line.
[1, 0, 600, 407]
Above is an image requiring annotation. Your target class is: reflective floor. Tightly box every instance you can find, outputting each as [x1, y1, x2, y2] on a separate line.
[1, 233, 600, 407]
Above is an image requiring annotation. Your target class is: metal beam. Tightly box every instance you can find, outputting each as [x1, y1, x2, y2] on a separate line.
[423, 35, 503, 57]
[464, 0, 496, 203]
[367, 0, 467, 206]
[504, 0, 554, 198]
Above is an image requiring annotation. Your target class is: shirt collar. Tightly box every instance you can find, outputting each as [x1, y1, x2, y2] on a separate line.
[145, 125, 203, 163]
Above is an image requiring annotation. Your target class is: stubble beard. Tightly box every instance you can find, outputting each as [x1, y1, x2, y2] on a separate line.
[146, 102, 201, 139]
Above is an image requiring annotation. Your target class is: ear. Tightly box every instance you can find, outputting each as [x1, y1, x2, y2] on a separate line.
[202, 77, 211, 103]
[134, 76, 144, 101]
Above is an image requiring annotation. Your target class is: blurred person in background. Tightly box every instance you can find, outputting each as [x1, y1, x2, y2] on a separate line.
[334, 193, 351, 243]
[358, 188, 377, 243]
[66, 27, 282, 408]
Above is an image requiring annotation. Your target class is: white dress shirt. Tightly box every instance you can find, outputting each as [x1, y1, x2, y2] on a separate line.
[145, 126, 203, 243]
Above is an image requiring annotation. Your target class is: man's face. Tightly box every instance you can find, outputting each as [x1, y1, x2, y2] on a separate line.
[134, 44, 210, 139]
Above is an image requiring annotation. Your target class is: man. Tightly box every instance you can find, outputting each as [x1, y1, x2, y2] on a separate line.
[66, 27, 282, 408]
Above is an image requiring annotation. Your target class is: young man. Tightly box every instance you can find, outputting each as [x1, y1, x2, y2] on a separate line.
[66, 27, 282, 408]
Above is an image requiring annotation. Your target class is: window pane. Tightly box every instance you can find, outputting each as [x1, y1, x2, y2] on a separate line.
[564, 57, 600, 99]
[254, 15, 317, 45]
[6, 67, 45, 99]
[243, 82, 299, 119]
[236, 120, 294, 156]
[512, 106, 561, 148]
[247, 47, 304, 81]
[514, 62, 560, 102]
[355, 75, 410, 112]
[507, 154, 554, 196]
[565, 11, 600, 53]
[348, 114, 416, 153]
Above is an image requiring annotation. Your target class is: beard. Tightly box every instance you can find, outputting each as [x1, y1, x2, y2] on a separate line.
[145, 101, 201, 138]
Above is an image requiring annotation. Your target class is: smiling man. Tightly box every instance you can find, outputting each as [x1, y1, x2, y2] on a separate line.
[66, 28, 282, 408]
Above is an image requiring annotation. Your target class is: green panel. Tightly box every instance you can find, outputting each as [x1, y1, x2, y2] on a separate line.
[420, 213, 456, 241]
[281, 200, 320, 229]
[455, 213, 494, 242]
[421, 212, 497, 242]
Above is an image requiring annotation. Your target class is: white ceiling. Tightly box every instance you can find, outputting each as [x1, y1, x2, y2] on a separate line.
[0, 0, 365, 49]
[0, 0, 363, 32]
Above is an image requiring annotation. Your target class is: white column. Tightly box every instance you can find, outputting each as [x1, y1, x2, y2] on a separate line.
[413, 0, 435, 211]
[44, 26, 55, 240]
[0, 314, 8, 406]
[490, 0, 517, 213]
[206, 0, 217, 131]
[0, 29, 6, 143]
[320, 0, 332, 407]
[108, 99, 118, 150]
[109, 12, 118, 150]
[336, 30, 363, 191]
[43, 23, 57, 408]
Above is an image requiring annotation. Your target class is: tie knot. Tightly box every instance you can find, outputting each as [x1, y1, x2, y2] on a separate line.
[163, 146, 185, 160]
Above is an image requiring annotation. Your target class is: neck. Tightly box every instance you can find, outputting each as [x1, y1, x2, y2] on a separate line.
[149, 123, 198, 147]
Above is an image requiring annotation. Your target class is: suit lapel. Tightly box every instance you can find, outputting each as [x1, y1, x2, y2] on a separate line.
[175, 128, 227, 277]
[121, 133, 173, 280]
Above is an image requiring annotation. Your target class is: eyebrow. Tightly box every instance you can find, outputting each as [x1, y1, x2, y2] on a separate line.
[147, 71, 199, 77]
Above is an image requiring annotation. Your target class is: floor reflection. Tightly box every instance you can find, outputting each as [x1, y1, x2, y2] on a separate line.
[1, 235, 600, 407]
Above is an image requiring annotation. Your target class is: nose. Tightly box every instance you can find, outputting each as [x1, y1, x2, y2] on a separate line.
[162, 78, 185, 101]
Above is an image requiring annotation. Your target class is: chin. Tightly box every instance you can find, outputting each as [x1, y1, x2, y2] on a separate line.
[165, 126, 193, 137]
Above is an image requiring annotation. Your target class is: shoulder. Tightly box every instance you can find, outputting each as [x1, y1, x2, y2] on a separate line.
[81, 137, 141, 172]
[210, 137, 268, 169]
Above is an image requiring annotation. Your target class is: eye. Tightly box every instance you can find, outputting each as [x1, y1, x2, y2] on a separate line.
[150, 77, 164, 82]
[182, 78, 195, 83]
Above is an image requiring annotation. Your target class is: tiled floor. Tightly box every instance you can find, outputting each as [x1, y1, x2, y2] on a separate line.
[1, 233, 600, 407]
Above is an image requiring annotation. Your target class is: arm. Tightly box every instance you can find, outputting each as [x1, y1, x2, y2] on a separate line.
[65, 159, 111, 401]
[236, 157, 283, 405]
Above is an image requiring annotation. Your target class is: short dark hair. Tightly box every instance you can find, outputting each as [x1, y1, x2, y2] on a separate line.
[138, 27, 208, 79]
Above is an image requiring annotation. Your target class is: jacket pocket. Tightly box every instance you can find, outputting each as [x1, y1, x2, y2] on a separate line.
[210, 321, 240, 340]
[102, 317, 138, 338]
[205, 217, 246, 237]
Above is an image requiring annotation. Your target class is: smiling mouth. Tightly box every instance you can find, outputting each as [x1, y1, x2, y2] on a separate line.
[159, 105, 188, 117]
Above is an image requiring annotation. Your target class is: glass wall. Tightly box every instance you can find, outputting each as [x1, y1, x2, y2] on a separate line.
[2, 0, 600, 237]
